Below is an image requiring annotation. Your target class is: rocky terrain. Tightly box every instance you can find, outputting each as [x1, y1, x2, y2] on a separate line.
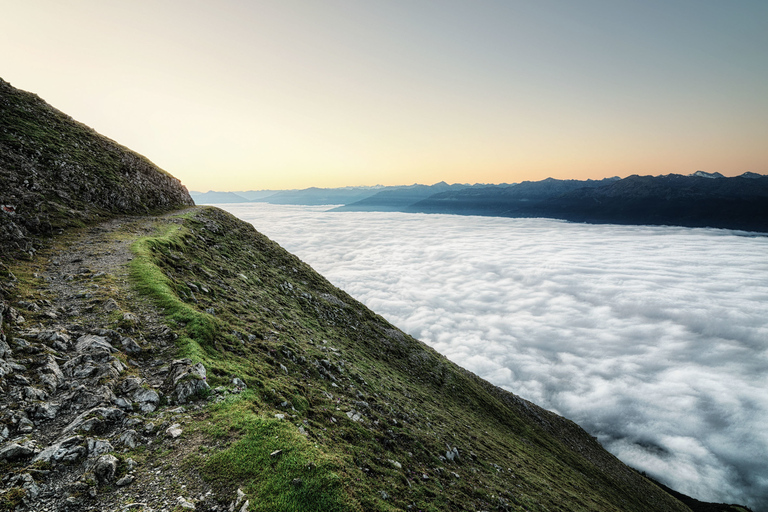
[1, 213, 229, 511]
[0, 77, 194, 261]
[1, 78, 753, 511]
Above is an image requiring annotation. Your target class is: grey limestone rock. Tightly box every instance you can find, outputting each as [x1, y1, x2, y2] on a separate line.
[86, 438, 114, 458]
[75, 334, 116, 353]
[115, 474, 135, 487]
[40, 354, 65, 391]
[177, 496, 196, 510]
[93, 453, 118, 484]
[0, 337, 11, 358]
[166, 423, 183, 438]
[132, 387, 160, 412]
[167, 359, 209, 404]
[33, 401, 60, 420]
[116, 429, 141, 449]
[61, 406, 125, 435]
[33, 436, 87, 464]
[121, 336, 142, 354]
[0, 442, 35, 461]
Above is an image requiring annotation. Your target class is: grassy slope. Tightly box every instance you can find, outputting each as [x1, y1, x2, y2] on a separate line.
[129, 206, 694, 512]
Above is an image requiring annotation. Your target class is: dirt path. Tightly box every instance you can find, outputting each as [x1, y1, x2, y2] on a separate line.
[1, 207, 227, 512]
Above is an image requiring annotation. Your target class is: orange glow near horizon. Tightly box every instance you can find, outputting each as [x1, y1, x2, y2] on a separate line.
[1, 1, 766, 191]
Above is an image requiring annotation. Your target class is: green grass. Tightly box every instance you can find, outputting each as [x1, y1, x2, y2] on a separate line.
[192, 393, 358, 512]
[125, 206, 693, 512]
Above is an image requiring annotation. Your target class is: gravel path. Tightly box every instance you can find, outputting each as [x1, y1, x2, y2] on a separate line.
[1, 208, 229, 512]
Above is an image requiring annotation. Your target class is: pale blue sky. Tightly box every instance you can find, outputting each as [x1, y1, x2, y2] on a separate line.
[2, 0, 766, 190]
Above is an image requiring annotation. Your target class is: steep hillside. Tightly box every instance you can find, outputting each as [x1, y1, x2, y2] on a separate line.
[0, 80, 752, 511]
[403, 175, 768, 232]
[332, 182, 470, 212]
[0, 78, 194, 262]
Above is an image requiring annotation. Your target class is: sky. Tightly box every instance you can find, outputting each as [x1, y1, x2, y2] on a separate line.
[2, 1, 767, 190]
[220, 203, 768, 511]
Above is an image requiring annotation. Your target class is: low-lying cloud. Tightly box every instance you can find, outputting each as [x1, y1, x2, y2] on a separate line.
[221, 203, 768, 510]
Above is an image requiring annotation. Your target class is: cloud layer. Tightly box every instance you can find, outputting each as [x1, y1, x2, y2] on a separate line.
[222, 203, 768, 510]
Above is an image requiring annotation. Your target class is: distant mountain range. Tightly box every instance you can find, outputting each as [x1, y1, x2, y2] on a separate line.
[193, 171, 768, 232]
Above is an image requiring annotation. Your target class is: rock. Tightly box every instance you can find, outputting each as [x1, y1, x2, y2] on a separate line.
[122, 312, 139, 325]
[0, 337, 11, 358]
[388, 459, 402, 469]
[8, 473, 40, 502]
[274, 414, 285, 420]
[166, 424, 183, 438]
[18, 417, 34, 433]
[86, 438, 114, 458]
[75, 334, 116, 353]
[232, 377, 246, 388]
[103, 298, 120, 312]
[120, 376, 143, 394]
[62, 406, 125, 435]
[176, 496, 196, 510]
[229, 488, 247, 512]
[116, 430, 141, 449]
[40, 355, 65, 391]
[23, 385, 47, 400]
[0, 442, 35, 461]
[37, 330, 71, 346]
[93, 454, 118, 484]
[446, 446, 460, 462]
[346, 410, 363, 422]
[114, 397, 133, 411]
[33, 401, 60, 420]
[115, 474, 135, 487]
[33, 436, 86, 464]
[167, 359, 209, 404]
[121, 336, 142, 354]
[132, 387, 160, 412]
[0, 358, 12, 378]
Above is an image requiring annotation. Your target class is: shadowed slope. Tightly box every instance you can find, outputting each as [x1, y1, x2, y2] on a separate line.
[0, 78, 194, 261]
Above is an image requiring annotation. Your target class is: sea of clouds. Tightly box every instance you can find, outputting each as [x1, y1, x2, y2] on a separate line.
[219, 203, 768, 510]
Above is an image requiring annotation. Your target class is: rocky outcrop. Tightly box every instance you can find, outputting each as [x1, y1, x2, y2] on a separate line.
[0, 316, 222, 511]
[0, 77, 194, 261]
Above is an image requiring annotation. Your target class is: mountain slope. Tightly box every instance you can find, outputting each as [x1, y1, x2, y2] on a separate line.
[535, 173, 768, 231]
[332, 182, 471, 212]
[405, 178, 616, 216]
[403, 175, 768, 232]
[0, 78, 194, 261]
[0, 78, 751, 511]
[190, 191, 250, 204]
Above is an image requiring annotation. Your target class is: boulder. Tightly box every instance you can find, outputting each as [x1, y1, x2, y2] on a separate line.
[93, 454, 118, 484]
[121, 336, 142, 354]
[61, 406, 125, 435]
[166, 424, 183, 438]
[75, 334, 116, 354]
[167, 359, 209, 404]
[116, 429, 141, 449]
[116, 474, 135, 487]
[33, 401, 60, 420]
[33, 436, 86, 464]
[0, 442, 35, 461]
[132, 387, 160, 412]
